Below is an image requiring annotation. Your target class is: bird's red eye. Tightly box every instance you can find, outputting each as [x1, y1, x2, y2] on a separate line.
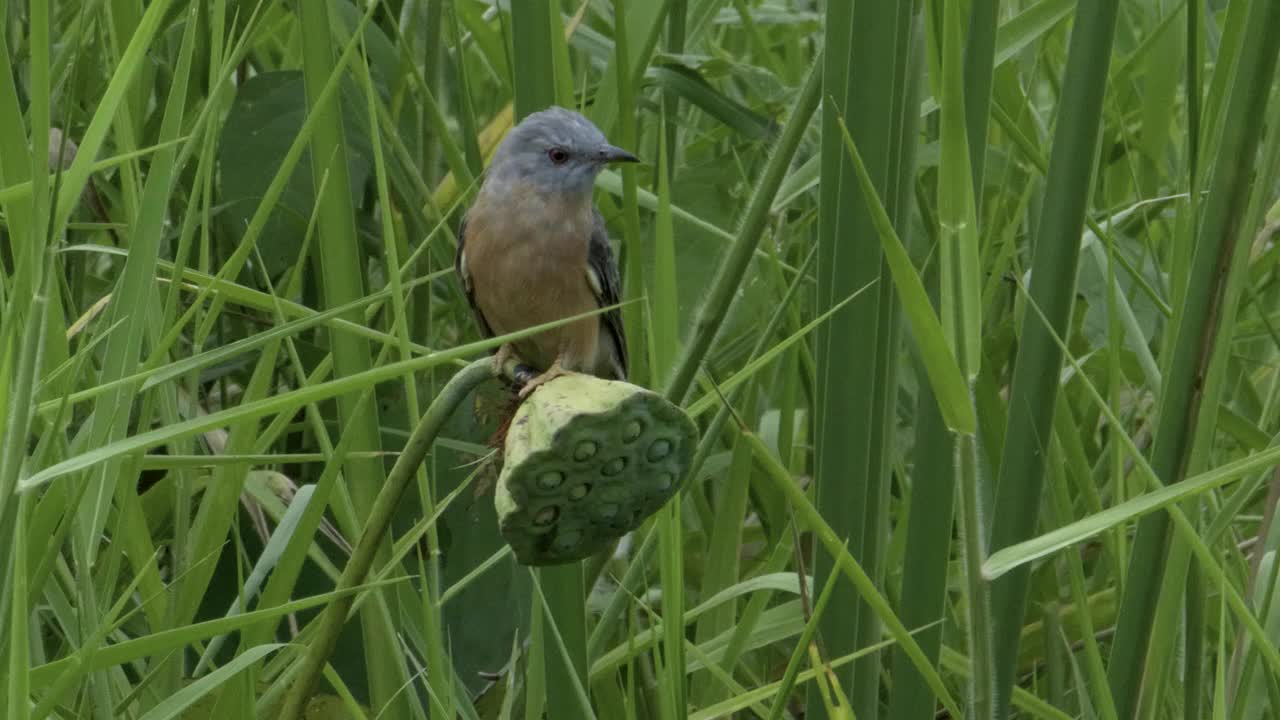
[548, 147, 570, 165]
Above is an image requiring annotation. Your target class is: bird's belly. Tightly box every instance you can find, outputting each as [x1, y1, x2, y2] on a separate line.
[473, 248, 600, 373]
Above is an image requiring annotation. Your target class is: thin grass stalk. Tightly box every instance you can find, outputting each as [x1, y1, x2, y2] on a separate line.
[415, 0, 444, 182]
[1046, 460, 1118, 720]
[65, 0, 176, 567]
[0, 1, 49, 596]
[6, 491, 30, 720]
[963, 0, 999, 201]
[63, 10, 197, 664]
[662, 0, 686, 171]
[158, 55, 223, 697]
[614, 0, 647, 389]
[296, 3, 406, 714]
[0, 264, 48, 670]
[1226, 107, 1280, 711]
[885, 280, 955, 720]
[0, 8, 35, 281]
[1172, 16, 1280, 720]
[1186, 557, 1207, 717]
[856, 3, 923, 710]
[356, 42, 454, 718]
[1107, 2, 1280, 715]
[937, 0, 991, 714]
[1186, 0, 1202, 188]
[985, 1, 1120, 715]
[885, 19, 954, 719]
[445, 0, 483, 177]
[694, 386, 757, 705]
[657, 497, 686, 719]
[652, 121, 685, 719]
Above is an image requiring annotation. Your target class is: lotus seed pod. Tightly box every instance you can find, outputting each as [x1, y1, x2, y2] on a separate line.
[494, 373, 699, 565]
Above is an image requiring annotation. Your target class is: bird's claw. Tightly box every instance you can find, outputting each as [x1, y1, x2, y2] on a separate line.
[491, 345, 513, 375]
[511, 363, 539, 387]
[517, 362, 571, 400]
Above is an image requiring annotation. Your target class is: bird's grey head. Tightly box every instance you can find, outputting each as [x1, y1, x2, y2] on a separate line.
[485, 106, 638, 197]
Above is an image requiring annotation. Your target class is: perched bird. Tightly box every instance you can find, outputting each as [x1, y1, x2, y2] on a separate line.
[455, 106, 637, 397]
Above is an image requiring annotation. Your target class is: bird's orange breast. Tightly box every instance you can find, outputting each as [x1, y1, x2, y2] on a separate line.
[464, 186, 603, 373]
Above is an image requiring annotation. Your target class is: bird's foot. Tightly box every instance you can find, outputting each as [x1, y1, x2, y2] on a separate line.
[517, 360, 572, 400]
[511, 363, 540, 387]
[491, 345, 514, 375]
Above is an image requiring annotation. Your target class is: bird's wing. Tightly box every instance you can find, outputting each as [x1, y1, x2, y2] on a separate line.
[455, 212, 496, 339]
[588, 208, 629, 380]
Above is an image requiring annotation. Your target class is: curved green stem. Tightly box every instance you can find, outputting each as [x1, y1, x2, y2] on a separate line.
[279, 358, 496, 720]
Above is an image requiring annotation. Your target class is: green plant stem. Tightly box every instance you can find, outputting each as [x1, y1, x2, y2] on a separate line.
[985, 1, 1120, 716]
[963, 0, 998, 201]
[296, 2, 409, 713]
[278, 359, 495, 720]
[1107, 1, 1280, 715]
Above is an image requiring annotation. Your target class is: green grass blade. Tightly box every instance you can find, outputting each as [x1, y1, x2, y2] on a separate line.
[1107, 2, 1280, 714]
[832, 116, 974, 434]
[985, 1, 1121, 714]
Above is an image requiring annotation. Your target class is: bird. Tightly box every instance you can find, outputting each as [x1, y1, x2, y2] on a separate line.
[455, 106, 637, 398]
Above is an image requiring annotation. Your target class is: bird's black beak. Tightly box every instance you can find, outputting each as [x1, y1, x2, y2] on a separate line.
[598, 144, 640, 164]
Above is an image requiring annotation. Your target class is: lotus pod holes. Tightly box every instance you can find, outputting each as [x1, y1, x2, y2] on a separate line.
[494, 374, 699, 565]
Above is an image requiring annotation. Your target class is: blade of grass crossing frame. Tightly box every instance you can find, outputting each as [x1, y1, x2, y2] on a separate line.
[355, 38, 454, 719]
[963, 0, 998, 201]
[765, 557, 842, 720]
[663, 0, 686, 171]
[856, 4, 919, 708]
[0, 14, 50, 610]
[1, 271, 50, 720]
[1107, 2, 1280, 715]
[885, 277, 957, 719]
[584, 0, 672, 139]
[296, 3, 408, 715]
[938, 2, 992, 715]
[162, 12, 382, 629]
[652, 124, 679, 383]
[833, 118, 974, 434]
[614, 0, 648, 388]
[938, 0, 982, 378]
[810, 5, 911, 713]
[7, 493, 30, 720]
[0, 18, 34, 271]
[659, 499, 687, 719]
[71, 3, 198, 631]
[654, 121, 686, 718]
[985, 1, 1120, 715]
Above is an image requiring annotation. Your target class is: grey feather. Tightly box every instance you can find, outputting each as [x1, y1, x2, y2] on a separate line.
[485, 106, 638, 196]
